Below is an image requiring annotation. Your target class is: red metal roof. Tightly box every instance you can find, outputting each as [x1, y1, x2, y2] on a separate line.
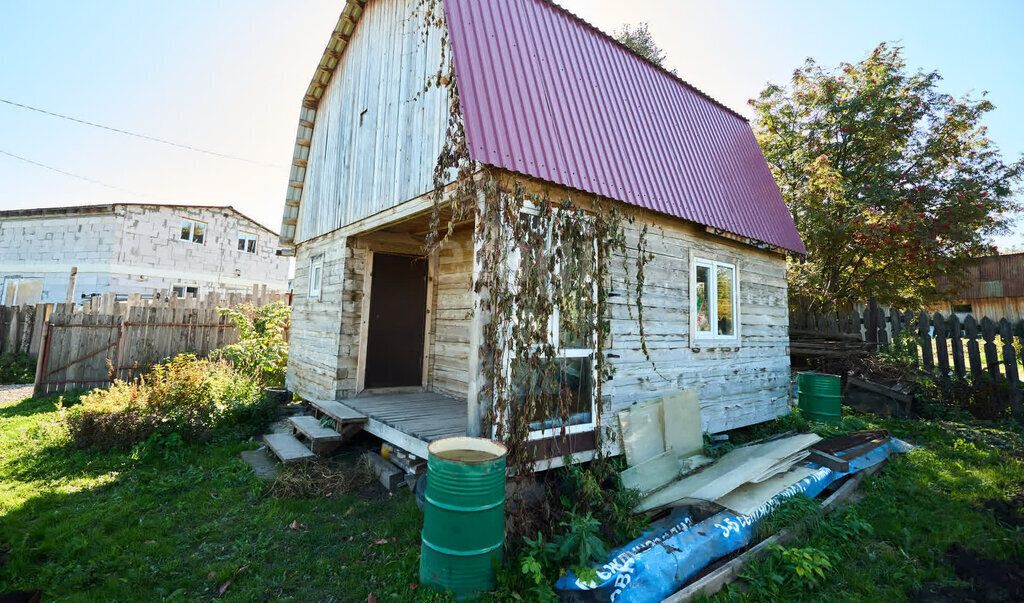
[443, 0, 805, 253]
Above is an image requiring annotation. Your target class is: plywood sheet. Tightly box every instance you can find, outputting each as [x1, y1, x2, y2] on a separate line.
[635, 433, 821, 512]
[662, 389, 703, 459]
[618, 398, 665, 467]
[750, 451, 810, 483]
[716, 466, 819, 516]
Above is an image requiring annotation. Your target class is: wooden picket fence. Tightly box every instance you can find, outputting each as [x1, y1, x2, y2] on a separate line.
[790, 306, 1023, 406]
[32, 291, 290, 397]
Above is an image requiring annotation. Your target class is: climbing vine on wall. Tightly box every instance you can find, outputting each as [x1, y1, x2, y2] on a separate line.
[414, 0, 656, 473]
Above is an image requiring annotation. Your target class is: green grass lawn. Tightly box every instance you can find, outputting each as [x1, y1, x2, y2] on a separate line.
[0, 393, 429, 602]
[3, 389, 1024, 601]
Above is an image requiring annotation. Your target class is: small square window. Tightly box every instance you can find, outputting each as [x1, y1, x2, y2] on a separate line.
[238, 231, 258, 254]
[693, 258, 738, 342]
[309, 254, 324, 298]
[180, 219, 207, 245]
[952, 303, 973, 314]
[171, 285, 199, 299]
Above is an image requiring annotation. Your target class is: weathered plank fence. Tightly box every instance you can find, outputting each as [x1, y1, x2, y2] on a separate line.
[32, 291, 289, 397]
[791, 307, 1023, 389]
[0, 304, 50, 357]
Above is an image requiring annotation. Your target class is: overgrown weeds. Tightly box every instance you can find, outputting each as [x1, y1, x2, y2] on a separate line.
[0, 352, 34, 384]
[64, 354, 273, 450]
[495, 455, 646, 599]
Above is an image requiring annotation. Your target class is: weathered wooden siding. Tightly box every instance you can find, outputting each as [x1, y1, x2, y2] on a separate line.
[289, 224, 473, 402]
[501, 176, 792, 444]
[286, 230, 355, 400]
[428, 227, 474, 399]
[602, 215, 791, 437]
[296, 0, 449, 243]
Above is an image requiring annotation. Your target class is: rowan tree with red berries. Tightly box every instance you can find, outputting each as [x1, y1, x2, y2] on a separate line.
[752, 43, 1023, 311]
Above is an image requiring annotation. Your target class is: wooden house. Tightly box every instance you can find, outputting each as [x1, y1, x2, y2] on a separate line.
[932, 252, 1024, 321]
[277, 0, 804, 464]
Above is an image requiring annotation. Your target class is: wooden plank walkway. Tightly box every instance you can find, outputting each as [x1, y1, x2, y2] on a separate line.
[335, 391, 467, 458]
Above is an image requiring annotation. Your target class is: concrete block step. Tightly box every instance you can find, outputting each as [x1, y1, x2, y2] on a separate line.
[290, 415, 343, 442]
[311, 400, 368, 425]
[362, 451, 404, 492]
[263, 433, 315, 464]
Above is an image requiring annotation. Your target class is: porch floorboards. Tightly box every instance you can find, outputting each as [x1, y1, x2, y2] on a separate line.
[335, 391, 467, 458]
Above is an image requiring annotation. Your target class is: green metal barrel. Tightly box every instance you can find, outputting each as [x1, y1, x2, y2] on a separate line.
[420, 436, 507, 599]
[797, 372, 842, 423]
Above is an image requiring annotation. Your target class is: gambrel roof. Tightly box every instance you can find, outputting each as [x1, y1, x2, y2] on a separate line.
[281, 0, 805, 253]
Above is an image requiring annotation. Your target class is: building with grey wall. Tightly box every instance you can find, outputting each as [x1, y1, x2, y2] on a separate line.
[0, 203, 289, 304]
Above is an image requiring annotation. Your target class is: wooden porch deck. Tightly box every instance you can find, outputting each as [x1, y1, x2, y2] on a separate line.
[335, 391, 468, 458]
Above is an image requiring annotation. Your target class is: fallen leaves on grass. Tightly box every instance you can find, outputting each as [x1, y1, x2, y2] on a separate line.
[218, 565, 249, 597]
[288, 520, 306, 531]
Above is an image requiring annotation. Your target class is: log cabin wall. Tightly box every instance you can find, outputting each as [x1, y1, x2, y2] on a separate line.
[427, 226, 474, 400]
[286, 229, 358, 401]
[500, 175, 792, 446]
[604, 209, 791, 436]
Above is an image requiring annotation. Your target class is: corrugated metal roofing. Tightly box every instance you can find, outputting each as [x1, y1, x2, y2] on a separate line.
[443, 0, 805, 253]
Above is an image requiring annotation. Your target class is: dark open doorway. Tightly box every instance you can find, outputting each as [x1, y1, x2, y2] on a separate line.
[364, 253, 428, 388]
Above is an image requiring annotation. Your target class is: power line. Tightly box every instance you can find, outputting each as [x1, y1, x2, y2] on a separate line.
[0, 148, 157, 199]
[0, 97, 284, 168]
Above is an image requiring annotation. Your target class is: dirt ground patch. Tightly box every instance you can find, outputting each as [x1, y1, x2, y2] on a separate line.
[981, 490, 1024, 528]
[0, 385, 32, 406]
[912, 543, 1024, 602]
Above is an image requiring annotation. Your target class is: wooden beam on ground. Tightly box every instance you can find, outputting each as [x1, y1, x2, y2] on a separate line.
[806, 449, 850, 473]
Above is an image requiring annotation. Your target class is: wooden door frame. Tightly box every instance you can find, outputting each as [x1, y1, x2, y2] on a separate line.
[354, 247, 436, 394]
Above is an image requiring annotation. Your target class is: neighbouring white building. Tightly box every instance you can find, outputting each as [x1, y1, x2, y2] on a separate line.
[0, 203, 290, 304]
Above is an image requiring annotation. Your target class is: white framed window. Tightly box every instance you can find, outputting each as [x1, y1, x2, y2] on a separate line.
[308, 254, 324, 299]
[180, 219, 207, 245]
[171, 284, 200, 299]
[237, 231, 258, 254]
[692, 258, 739, 342]
[499, 205, 598, 441]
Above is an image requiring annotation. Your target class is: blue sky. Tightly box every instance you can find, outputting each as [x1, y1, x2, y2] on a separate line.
[1, 0, 1021, 249]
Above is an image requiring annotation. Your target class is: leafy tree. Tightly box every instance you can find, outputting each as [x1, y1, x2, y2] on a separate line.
[752, 43, 1023, 311]
[615, 22, 675, 74]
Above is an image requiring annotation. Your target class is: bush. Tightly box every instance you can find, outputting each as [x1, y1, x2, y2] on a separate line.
[215, 302, 289, 387]
[0, 352, 35, 384]
[65, 354, 273, 450]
